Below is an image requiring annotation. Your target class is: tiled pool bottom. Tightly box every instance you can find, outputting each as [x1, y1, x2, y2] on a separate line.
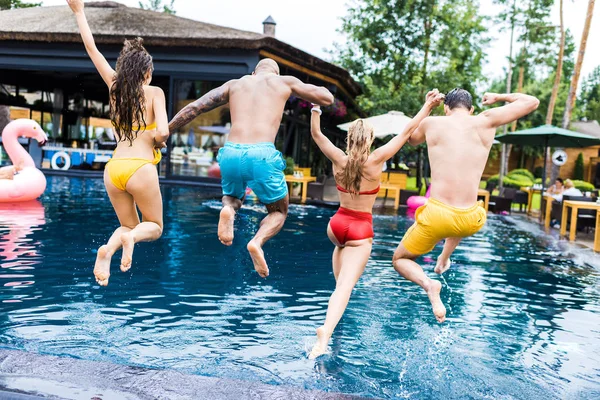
[0, 176, 600, 399]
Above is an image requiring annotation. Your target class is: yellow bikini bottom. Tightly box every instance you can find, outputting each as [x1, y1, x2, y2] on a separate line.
[105, 149, 162, 191]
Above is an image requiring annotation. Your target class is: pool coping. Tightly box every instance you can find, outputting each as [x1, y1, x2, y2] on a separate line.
[0, 349, 369, 400]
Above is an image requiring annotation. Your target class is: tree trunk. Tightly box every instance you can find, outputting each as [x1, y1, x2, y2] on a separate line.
[562, 0, 595, 129]
[546, 0, 565, 125]
[499, 0, 517, 190]
[420, 2, 435, 98]
[511, 55, 526, 132]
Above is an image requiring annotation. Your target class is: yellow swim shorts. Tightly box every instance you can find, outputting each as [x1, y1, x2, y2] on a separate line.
[401, 198, 487, 256]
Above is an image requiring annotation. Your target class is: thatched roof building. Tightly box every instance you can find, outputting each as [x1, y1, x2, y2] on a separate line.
[0, 1, 361, 182]
[0, 1, 360, 98]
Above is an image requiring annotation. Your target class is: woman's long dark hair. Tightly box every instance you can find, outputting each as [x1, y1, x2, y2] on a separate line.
[110, 37, 154, 146]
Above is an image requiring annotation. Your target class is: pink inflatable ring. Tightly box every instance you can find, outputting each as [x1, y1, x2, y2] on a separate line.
[406, 187, 431, 212]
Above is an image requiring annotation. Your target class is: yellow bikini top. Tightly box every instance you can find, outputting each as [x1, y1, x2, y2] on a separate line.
[131, 121, 157, 131]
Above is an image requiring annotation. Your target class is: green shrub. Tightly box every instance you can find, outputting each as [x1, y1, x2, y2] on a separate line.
[284, 157, 295, 175]
[508, 168, 535, 182]
[487, 174, 532, 189]
[571, 180, 595, 192]
[504, 176, 533, 189]
[488, 174, 499, 186]
[574, 153, 584, 181]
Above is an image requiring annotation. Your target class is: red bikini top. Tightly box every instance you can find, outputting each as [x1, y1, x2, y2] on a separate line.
[336, 184, 381, 195]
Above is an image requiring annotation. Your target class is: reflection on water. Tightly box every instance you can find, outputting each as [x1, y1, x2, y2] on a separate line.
[0, 176, 599, 399]
[0, 200, 45, 293]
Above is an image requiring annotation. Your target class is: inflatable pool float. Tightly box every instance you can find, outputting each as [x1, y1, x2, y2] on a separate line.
[0, 119, 48, 202]
[407, 186, 431, 212]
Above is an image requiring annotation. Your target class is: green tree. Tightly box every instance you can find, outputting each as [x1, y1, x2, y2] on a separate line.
[578, 66, 600, 122]
[0, 0, 40, 133]
[0, 0, 39, 9]
[574, 152, 584, 180]
[138, 0, 175, 14]
[332, 0, 488, 117]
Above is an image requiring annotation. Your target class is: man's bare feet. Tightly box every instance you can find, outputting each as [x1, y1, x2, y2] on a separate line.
[247, 240, 269, 278]
[93, 245, 111, 286]
[309, 326, 331, 359]
[218, 206, 235, 246]
[434, 258, 452, 275]
[120, 232, 135, 272]
[425, 279, 446, 323]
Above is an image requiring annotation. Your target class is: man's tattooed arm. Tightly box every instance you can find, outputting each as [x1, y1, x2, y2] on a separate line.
[168, 82, 232, 133]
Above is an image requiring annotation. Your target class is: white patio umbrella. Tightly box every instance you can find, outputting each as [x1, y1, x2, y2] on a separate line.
[337, 111, 412, 138]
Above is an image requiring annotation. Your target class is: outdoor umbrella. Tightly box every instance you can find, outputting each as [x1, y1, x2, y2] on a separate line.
[337, 110, 411, 138]
[495, 124, 600, 196]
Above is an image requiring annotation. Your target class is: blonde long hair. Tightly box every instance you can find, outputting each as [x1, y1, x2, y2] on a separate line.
[336, 119, 374, 195]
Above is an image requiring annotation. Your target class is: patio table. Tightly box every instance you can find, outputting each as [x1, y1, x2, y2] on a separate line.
[285, 175, 316, 204]
[560, 200, 600, 242]
[477, 189, 490, 212]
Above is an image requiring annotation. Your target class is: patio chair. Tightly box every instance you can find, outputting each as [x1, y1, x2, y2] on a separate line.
[485, 181, 497, 193]
[307, 175, 328, 201]
[489, 188, 516, 214]
[594, 163, 600, 188]
[400, 189, 419, 205]
[513, 190, 528, 212]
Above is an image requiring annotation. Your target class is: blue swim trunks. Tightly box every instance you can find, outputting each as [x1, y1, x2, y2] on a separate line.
[217, 142, 288, 204]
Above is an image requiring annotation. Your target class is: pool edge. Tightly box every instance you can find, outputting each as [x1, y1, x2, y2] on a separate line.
[0, 349, 370, 400]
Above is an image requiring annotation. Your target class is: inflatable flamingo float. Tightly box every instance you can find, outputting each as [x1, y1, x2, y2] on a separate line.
[0, 119, 48, 202]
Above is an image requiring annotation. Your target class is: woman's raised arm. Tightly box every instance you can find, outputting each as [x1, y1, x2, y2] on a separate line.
[371, 89, 444, 163]
[310, 105, 346, 165]
[67, 0, 115, 88]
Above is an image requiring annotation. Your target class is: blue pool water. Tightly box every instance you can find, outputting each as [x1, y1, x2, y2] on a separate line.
[1, 176, 600, 399]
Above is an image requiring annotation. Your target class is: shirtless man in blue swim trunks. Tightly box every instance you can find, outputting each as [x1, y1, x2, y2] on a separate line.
[169, 59, 334, 277]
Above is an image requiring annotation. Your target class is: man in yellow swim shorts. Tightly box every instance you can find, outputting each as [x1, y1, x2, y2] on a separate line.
[393, 89, 540, 323]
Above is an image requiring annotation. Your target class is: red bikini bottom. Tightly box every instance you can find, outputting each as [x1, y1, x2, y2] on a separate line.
[329, 207, 374, 245]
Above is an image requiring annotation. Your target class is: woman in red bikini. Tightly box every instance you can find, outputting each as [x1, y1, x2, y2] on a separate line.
[308, 89, 445, 358]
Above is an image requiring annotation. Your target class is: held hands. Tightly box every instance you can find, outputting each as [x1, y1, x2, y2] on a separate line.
[66, 0, 84, 14]
[425, 89, 445, 108]
[482, 92, 500, 106]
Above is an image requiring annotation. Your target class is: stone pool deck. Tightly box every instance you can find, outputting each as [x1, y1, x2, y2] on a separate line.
[0, 350, 367, 400]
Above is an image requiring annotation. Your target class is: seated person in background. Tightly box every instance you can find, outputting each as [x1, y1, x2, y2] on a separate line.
[547, 178, 564, 200]
[554, 179, 583, 202]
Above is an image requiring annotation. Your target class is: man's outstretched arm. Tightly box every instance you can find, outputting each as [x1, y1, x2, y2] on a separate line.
[168, 81, 233, 133]
[283, 76, 334, 106]
[480, 92, 540, 128]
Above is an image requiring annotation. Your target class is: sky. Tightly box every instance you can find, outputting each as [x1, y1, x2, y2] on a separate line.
[33, 0, 600, 89]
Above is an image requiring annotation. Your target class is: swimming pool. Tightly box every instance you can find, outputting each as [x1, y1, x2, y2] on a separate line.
[1, 176, 599, 399]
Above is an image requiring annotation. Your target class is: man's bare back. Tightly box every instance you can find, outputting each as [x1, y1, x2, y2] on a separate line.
[410, 89, 540, 208]
[169, 58, 333, 143]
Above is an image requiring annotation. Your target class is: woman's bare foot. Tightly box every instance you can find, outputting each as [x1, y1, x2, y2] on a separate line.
[247, 240, 269, 278]
[434, 258, 452, 275]
[120, 232, 135, 272]
[218, 206, 235, 246]
[309, 326, 332, 359]
[425, 279, 446, 323]
[93, 245, 111, 286]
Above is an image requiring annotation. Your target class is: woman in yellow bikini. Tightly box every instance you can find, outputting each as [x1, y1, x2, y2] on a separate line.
[68, 0, 169, 286]
[308, 90, 445, 358]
